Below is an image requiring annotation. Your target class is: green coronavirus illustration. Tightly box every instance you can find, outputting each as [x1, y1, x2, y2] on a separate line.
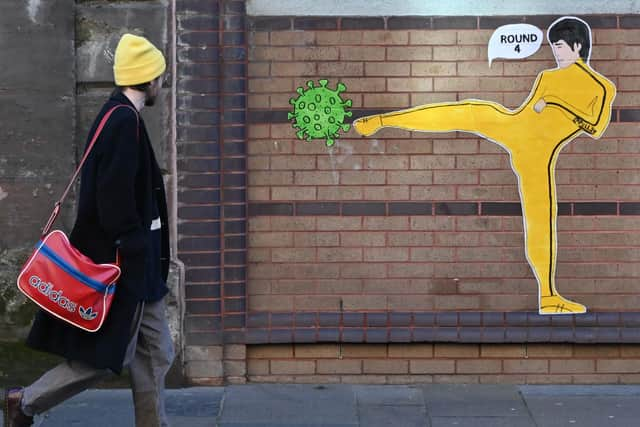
[288, 79, 353, 147]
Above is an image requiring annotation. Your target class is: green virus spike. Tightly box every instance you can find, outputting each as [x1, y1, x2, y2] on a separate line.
[288, 79, 353, 147]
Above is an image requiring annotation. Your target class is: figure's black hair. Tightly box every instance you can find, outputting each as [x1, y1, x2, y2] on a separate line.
[548, 17, 591, 61]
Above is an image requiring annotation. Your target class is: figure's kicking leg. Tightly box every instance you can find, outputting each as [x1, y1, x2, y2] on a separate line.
[353, 100, 513, 139]
[514, 154, 586, 314]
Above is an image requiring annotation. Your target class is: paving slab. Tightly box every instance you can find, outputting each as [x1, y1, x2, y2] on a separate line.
[519, 386, 640, 427]
[218, 384, 358, 426]
[431, 416, 536, 427]
[1, 388, 223, 427]
[3, 384, 640, 426]
[358, 405, 429, 427]
[353, 385, 424, 406]
[523, 396, 639, 427]
[421, 384, 529, 418]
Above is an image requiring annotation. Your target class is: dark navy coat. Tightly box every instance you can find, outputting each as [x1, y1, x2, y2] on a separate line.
[26, 92, 169, 373]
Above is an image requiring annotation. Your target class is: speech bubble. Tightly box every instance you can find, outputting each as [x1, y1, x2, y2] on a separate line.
[488, 23, 543, 66]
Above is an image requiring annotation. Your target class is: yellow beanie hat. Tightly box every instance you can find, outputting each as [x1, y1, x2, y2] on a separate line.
[113, 34, 166, 86]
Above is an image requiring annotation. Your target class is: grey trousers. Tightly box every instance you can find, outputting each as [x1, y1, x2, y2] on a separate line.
[21, 299, 175, 427]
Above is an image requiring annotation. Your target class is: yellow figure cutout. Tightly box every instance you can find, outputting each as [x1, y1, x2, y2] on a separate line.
[353, 17, 616, 315]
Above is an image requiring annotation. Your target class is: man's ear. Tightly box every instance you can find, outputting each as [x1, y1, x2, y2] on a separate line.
[573, 42, 582, 53]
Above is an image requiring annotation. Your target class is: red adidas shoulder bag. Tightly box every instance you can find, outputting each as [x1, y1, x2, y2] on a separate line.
[17, 104, 137, 332]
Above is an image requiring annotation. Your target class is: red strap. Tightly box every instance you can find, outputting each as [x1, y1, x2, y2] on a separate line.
[41, 104, 138, 237]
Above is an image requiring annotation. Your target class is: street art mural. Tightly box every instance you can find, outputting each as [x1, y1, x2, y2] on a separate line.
[288, 79, 353, 147]
[352, 17, 617, 314]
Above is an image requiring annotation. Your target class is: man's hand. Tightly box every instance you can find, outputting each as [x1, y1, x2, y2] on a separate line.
[534, 98, 547, 113]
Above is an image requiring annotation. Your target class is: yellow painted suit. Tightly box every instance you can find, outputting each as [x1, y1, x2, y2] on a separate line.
[359, 59, 615, 311]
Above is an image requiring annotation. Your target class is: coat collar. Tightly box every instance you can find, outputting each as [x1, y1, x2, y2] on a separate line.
[109, 91, 137, 109]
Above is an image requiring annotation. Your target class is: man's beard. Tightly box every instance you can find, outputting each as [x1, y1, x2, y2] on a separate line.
[144, 86, 157, 106]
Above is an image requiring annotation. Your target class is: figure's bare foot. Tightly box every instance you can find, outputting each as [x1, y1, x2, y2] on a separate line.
[353, 115, 383, 136]
[539, 295, 586, 315]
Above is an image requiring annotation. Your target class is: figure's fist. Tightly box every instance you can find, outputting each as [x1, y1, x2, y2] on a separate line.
[353, 115, 383, 136]
[534, 98, 547, 113]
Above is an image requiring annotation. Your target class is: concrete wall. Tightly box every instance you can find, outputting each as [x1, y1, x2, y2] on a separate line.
[0, 0, 75, 339]
[0, 0, 178, 346]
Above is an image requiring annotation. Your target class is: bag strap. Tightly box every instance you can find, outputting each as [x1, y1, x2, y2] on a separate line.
[42, 104, 139, 237]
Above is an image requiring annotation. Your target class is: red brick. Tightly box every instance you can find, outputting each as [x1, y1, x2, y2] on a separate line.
[270, 280, 315, 295]
[340, 263, 387, 279]
[481, 344, 526, 358]
[272, 248, 316, 263]
[270, 31, 315, 46]
[294, 344, 340, 358]
[387, 295, 434, 310]
[249, 232, 294, 248]
[364, 248, 409, 262]
[317, 360, 362, 374]
[271, 360, 316, 375]
[388, 344, 434, 358]
[294, 47, 339, 61]
[597, 360, 640, 373]
[363, 31, 409, 45]
[387, 46, 433, 61]
[364, 359, 409, 374]
[294, 295, 341, 310]
[248, 295, 293, 311]
[503, 360, 549, 374]
[364, 186, 410, 200]
[294, 232, 339, 248]
[248, 345, 294, 359]
[550, 360, 596, 374]
[365, 62, 411, 76]
[364, 217, 410, 231]
[341, 344, 387, 358]
[318, 62, 365, 76]
[340, 46, 386, 61]
[318, 248, 362, 262]
[411, 360, 455, 374]
[388, 232, 433, 246]
[457, 360, 502, 374]
[388, 78, 433, 92]
[435, 344, 479, 358]
[342, 295, 387, 310]
[247, 360, 270, 375]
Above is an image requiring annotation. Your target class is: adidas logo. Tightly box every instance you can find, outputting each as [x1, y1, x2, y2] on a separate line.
[79, 306, 98, 321]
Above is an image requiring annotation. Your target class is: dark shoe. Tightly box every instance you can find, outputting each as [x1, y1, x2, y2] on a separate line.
[4, 388, 33, 427]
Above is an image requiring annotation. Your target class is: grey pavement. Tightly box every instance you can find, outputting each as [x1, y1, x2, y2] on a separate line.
[2, 384, 640, 426]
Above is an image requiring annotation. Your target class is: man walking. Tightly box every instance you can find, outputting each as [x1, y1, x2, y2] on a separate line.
[5, 34, 174, 426]
[354, 17, 616, 314]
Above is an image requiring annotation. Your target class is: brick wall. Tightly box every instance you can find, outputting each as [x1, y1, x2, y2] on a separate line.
[177, 0, 248, 383]
[247, 343, 640, 384]
[247, 16, 640, 314]
[242, 15, 640, 382]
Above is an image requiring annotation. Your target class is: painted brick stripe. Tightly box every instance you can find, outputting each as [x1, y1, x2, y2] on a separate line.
[249, 202, 638, 216]
[248, 15, 633, 31]
[249, 108, 640, 124]
[233, 310, 640, 345]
